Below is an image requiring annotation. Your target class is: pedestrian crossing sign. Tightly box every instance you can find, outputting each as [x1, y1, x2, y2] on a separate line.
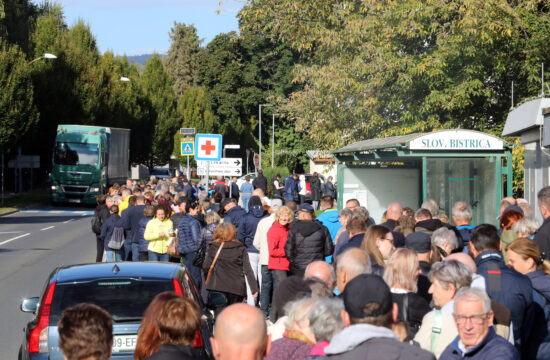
[181, 141, 194, 156]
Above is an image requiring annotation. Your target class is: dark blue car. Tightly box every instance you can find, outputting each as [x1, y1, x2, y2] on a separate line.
[18, 262, 213, 360]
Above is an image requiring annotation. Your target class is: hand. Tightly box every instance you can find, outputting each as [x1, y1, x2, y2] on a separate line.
[159, 231, 166, 237]
[252, 292, 258, 298]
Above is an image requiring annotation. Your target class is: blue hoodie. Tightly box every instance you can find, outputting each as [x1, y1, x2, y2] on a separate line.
[237, 205, 268, 253]
[317, 209, 341, 241]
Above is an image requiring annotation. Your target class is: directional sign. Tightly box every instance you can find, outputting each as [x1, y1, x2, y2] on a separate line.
[197, 167, 241, 177]
[197, 158, 242, 168]
[197, 157, 242, 177]
[180, 141, 194, 156]
[180, 128, 195, 135]
[195, 134, 222, 161]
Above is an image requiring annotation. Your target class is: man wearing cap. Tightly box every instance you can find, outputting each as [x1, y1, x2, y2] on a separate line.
[325, 274, 435, 359]
[405, 232, 433, 303]
[222, 198, 246, 230]
[284, 203, 333, 277]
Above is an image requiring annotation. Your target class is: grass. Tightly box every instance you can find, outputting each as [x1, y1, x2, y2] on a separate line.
[0, 192, 50, 214]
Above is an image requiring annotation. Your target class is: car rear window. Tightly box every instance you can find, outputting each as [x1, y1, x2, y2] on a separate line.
[49, 279, 174, 325]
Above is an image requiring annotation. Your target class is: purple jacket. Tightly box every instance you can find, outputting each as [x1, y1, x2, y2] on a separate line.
[266, 337, 314, 360]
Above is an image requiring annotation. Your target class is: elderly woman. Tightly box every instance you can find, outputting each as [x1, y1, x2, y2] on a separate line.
[268, 206, 294, 289]
[432, 227, 459, 259]
[266, 297, 317, 360]
[333, 208, 353, 248]
[513, 217, 540, 239]
[414, 260, 472, 358]
[499, 207, 524, 263]
[306, 297, 345, 357]
[383, 248, 430, 339]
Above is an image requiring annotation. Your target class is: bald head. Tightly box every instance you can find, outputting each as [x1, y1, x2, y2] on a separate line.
[446, 252, 477, 273]
[304, 261, 336, 291]
[252, 188, 265, 198]
[211, 304, 270, 360]
[386, 203, 403, 221]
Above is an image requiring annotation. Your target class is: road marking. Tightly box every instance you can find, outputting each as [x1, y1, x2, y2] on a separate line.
[63, 218, 75, 224]
[0, 231, 23, 234]
[40, 226, 54, 231]
[0, 233, 30, 246]
[20, 210, 94, 215]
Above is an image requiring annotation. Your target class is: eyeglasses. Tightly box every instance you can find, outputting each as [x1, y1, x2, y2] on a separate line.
[382, 237, 394, 244]
[454, 313, 489, 325]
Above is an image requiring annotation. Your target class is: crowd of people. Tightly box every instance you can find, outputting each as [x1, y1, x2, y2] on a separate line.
[82, 172, 550, 360]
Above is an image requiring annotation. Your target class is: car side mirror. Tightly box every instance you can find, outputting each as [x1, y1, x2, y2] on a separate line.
[21, 297, 39, 313]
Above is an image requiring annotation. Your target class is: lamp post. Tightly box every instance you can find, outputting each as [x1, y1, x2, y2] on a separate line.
[118, 76, 130, 82]
[28, 53, 57, 65]
[272, 114, 279, 168]
[258, 104, 272, 171]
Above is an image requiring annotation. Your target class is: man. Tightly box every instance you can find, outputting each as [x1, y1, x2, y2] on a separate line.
[324, 274, 435, 359]
[222, 198, 246, 229]
[536, 186, 550, 258]
[214, 176, 228, 199]
[271, 173, 284, 199]
[240, 176, 254, 212]
[317, 195, 341, 242]
[178, 200, 203, 289]
[118, 188, 133, 215]
[381, 202, 403, 230]
[182, 178, 195, 201]
[210, 303, 271, 360]
[469, 224, 533, 352]
[335, 248, 371, 292]
[345, 198, 360, 212]
[334, 216, 366, 258]
[170, 197, 187, 229]
[284, 174, 298, 202]
[285, 203, 334, 277]
[252, 169, 268, 195]
[304, 260, 336, 291]
[121, 195, 146, 261]
[252, 188, 271, 206]
[93, 194, 110, 263]
[422, 198, 440, 217]
[440, 287, 519, 360]
[230, 176, 240, 202]
[253, 199, 282, 318]
[452, 201, 475, 251]
[58, 303, 113, 360]
[405, 231, 433, 303]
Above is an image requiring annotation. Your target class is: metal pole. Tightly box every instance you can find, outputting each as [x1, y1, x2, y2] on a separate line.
[1, 153, 4, 207]
[259, 105, 262, 170]
[246, 150, 249, 174]
[272, 114, 278, 168]
[206, 161, 210, 193]
[186, 156, 190, 180]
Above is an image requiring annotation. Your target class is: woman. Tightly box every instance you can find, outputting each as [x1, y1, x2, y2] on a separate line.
[298, 175, 307, 204]
[333, 208, 353, 247]
[306, 297, 345, 357]
[178, 200, 204, 289]
[138, 205, 155, 261]
[514, 217, 540, 239]
[499, 207, 524, 263]
[198, 211, 221, 257]
[310, 172, 322, 210]
[135, 292, 179, 360]
[144, 205, 173, 262]
[507, 238, 550, 359]
[414, 260, 472, 358]
[383, 248, 430, 339]
[99, 204, 123, 262]
[323, 176, 336, 198]
[360, 225, 395, 276]
[267, 297, 316, 360]
[268, 206, 293, 290]
[93, 194, 110, 262]
[202, 222, 258, 314]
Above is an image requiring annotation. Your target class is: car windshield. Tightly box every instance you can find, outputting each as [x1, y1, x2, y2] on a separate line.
[54, 142, 99, 166]
[49, 279, 174, 324]
[152, 169, 170, 176]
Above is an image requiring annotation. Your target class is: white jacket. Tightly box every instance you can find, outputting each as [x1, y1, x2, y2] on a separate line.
[253, 214, 276, 265]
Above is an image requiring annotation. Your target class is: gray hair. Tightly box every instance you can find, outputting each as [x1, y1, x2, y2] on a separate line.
[421, 199, 439, 216]
[452, 201, 472, 222]
[518, 202, 533, 219]
[454, 287, 492, 314]
[160, 184, 169, 192]
[353, 207, 370, 222]
[513, 216, 540, 236]
[429, 260, 472, 291]
[284, 297, 317, 330]
[338, 208, 353, 219]
[432, 228, 459, 251]
[336, 248, 371, 278]
[309, 298, 345, 342]
[538, 186, 550, 209]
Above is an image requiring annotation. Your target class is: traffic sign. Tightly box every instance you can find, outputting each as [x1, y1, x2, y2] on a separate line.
[180, 141, 194, 156]
[197, 157, 242, 177]
[195, 134, 222, 161]
[253, 153, 260, 168]
[180, 128, 195, 135]
[197, 167, 241, 176]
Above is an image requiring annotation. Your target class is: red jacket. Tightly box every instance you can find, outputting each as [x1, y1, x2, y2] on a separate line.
[268, 221, 290, 270]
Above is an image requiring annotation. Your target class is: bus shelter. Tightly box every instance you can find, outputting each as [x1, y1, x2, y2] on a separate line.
[333, 129, 512, 226]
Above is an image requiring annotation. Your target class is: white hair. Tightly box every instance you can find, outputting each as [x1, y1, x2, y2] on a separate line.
[432, 227, 459, 251]
[454, 287, 492, 314]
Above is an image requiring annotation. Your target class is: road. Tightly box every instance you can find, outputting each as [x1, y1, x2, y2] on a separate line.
[0, 208, 95, 359]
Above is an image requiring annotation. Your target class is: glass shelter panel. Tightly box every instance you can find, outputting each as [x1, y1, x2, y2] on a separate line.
[426, 158, 496, 226]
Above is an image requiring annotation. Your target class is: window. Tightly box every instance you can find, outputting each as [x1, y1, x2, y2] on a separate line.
[54, 142, 99, 166]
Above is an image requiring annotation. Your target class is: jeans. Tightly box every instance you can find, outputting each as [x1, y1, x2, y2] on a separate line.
[148, 251, 169, 262]
[260, 265, 273, 317]
[242, 196, 251, 212]
[138, 252, 148, 261]
[95, 235, 104, 263]
[131, 243, 140, 262]
[105, 249, 123, 262]
[123, 241, 132, 261]
[312, 200, 319, 210]
[272, 269, 288, 294]
[245, 252, 261, 306]
[183, 251, 202, 292]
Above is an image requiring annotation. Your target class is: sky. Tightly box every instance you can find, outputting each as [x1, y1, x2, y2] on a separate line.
[31, 0, 244, 56]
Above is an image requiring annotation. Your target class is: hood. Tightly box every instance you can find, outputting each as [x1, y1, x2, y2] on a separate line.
[415, 218, 444, 231]
[249, 205, 267, 218]
[291, 220, 323, 237]
[324, 324, 397, 355]
[528, 270, 550, 301]
[318, 209, 339, 224]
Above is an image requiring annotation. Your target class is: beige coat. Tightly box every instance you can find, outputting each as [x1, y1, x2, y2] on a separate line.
[414, 310, 457, 359]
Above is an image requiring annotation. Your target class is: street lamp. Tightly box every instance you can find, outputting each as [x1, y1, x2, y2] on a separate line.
[28, 53, 57, 65]
[272, 114, 279, 168]
[119, 76, 130, 82]
[258, 104, 272, 171]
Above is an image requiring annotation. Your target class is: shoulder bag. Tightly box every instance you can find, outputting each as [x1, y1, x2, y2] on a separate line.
[206, 242, 225, 284]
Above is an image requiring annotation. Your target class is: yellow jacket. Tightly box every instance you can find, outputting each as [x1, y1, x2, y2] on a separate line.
[118, 195, 134, 215]
[144, 217, 173, 254]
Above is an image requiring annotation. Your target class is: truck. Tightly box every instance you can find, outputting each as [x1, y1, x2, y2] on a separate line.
[50, 125, 130, 204]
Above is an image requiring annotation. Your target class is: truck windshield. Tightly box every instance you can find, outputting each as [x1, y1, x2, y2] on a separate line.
[54, 142, 99, 166]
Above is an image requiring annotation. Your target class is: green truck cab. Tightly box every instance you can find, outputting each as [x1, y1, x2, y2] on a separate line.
[50, 125, 130, 204]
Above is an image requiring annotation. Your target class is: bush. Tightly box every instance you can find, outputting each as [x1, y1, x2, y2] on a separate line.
[261, 166, 290, 198]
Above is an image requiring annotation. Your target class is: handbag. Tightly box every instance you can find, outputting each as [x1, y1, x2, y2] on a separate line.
[192, 240, 207, 267]
[206, 242, 225, 284]
[107, 226, 125, 250]
[167, 235, 181, 258]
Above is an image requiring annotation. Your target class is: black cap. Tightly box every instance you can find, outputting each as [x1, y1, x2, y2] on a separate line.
[503, 205, 524, 216]
[342, 274, 392, 318]
[297, 203, 314, 213]
[405, 232, 432, 253]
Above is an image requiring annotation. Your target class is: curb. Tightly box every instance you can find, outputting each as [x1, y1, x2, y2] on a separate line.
[0, 209, 19, 217]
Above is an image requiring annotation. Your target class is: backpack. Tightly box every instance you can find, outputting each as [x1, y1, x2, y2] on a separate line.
[91, 213, 103, 234]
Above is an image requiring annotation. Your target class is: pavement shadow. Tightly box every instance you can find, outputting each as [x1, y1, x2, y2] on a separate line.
[0, 215, 87, 225]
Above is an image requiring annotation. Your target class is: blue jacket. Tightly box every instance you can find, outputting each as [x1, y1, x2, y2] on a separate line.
[440, 327, 518, 360]
[317, 209, 341, 241]
[334, 233, 364, 258]
[182, 183, 195, 200]
[526, 270, 550, 360]
[457, 225, 475, 253]
[121, 204, 146, 244]
[284, 177, 296, 200]
[138, 217, 152, 252]
[224, 205, 246, 230]
[475, 251, 533, 350]
[240, 182, 254, 196]
[100, 213, 122, 250]
[237, 205, 268, 253]
[177, 214, 202, 254]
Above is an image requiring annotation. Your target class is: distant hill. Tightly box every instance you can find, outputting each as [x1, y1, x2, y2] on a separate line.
[124, 54, 167, 66]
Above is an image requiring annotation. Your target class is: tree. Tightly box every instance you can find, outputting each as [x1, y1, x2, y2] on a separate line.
[165, 22, 203, 97]
[0, 0, 37, 52]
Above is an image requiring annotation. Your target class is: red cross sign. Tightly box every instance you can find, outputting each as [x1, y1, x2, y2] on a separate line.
[195, 134, 222, 161]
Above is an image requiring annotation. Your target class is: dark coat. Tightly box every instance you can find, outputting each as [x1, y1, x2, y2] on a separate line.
[224, 205, 246, 230]
[310, 176, 322, 201]
[285, 220, 333, 274]
[284, 177, 297, 200]
[535, 217, 550, 259]
[252, 173, 268, 194]
[170, 212, 184, 229]
[392, 292, 431, 338]
[323, 181, 336, 198]
[94, 204, 110, 235]
[526, 270, 550, 360]
[138, 217, 152, 252]
[440, 327, 519, 360]
[144, 344, 196, 360]
[177, 214, 202, 254]
[230, 181, 239, 200]
[334, 233, 364, 258]
[121, 204, 146, 244]
[214, 181, 227, 198]
[381, 219, 397, 231]
[182, 183, 195, 200]
[202, 240, 258, 296]
[100, 213, 122, 250]
[237, 205, 268, 253]
[199, 222, 217, 249]
[475, 251, 533, 349]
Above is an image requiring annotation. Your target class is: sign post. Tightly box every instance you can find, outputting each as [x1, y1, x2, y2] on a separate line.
[195, 134, 223, 190]
[180, 128, 195, 179]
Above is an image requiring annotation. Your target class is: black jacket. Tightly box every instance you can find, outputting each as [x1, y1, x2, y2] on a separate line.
[224, 205, 246, 230]
[310, 176, 322, 201]
[121, 204, 146, 244]
[334, 233, 364, 258]
[94, 204, 110, 235]
[285, 220, 333, 274]
[237, 205, 268, 253]
[392, 292, 431, 338]
[252, 174, 268, 194]
[144, 344, 197, 360]
[535, 217, 550, 259]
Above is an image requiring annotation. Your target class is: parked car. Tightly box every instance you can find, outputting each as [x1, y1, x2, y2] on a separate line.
[19, 262, 213, 360]
[300, 174, 326, 202]
[150, 168, 173, 179]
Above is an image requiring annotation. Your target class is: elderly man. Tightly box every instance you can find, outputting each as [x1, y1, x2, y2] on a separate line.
[210, 303, 271, 360]
[304, 260, 336, 291]
[440, 287, 518, 360]
[381, 202, 402, 230]
[452, 201, 475, 251]
[335, 248, 371, 292]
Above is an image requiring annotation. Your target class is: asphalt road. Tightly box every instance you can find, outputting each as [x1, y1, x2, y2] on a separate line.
[0, 208, 95, 359]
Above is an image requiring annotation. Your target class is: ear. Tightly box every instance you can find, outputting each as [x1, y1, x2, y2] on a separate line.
[341, 309, 351, 327]
[468, 242, 477, 258]
[210, 337, 220, 359]
[487, 311, 495, 325]
[264, 334, 272, 357]
[392, 302, 399, 323]
[499, 239, 502, 252]
[448, 282, 457, 297]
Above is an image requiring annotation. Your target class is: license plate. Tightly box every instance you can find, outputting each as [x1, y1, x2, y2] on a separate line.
[112, 334, 137, 352]
[68, 199, 81, 203]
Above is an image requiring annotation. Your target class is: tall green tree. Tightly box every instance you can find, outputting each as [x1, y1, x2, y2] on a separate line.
[0, 0, 37, 52]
